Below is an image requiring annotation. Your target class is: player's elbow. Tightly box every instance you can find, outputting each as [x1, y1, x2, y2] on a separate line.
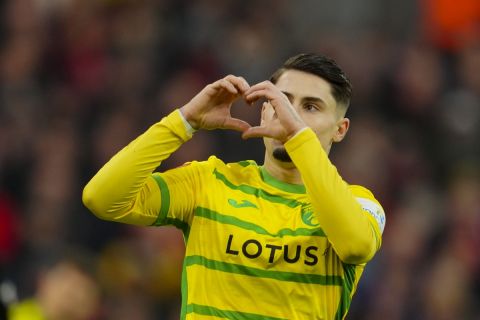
[338, 236, 377, 264]
[82, 182, 109, 220]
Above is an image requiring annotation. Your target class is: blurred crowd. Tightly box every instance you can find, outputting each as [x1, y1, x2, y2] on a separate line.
[0, 0, 479, 319]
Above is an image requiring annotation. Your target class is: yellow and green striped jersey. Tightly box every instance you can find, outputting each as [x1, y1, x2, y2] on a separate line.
[154, 158, 381, 319]
[83, 109, 386, 320]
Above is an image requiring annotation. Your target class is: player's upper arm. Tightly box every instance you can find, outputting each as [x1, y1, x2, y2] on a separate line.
[350, 185, 386, 249]
[151, 159, 213, 229]
[105, 175, 163, 226]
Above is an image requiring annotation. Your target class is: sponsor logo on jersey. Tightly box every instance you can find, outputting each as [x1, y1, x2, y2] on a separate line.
[355, 197, 386, 233]
[226, 234, 319, 266]
[301, 203, 319, 227]
[228, 198, 258, 209]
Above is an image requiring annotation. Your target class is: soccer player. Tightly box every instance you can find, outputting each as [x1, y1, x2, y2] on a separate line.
[83, 53, 386, 319]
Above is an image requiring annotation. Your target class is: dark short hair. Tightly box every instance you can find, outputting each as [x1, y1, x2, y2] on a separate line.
[271, 53, 352, 109]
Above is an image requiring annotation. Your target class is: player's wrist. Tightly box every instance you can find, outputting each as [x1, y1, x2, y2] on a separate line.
[180, 105, 200, 130]
[284, 125, 308, 143]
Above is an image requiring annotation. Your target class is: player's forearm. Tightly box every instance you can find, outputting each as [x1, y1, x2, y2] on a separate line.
[82, 109, 193, 221]
[285, 129, 377, 264]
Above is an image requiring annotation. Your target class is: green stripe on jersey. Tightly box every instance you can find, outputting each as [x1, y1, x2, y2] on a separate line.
[152, 175, 190, 239]
[180, 262, 188, 320]
[152, 174, 170, 225]
[186, 303, 287, 320]
[213, 169, 304, 208]
[195, 207, 325, 237]
[334, 263, 356, 320]
[237, 160, 254, 167]
[260, 166, 306, 194]
[185, 255, 343, 286]
[164, 218, 190, 240]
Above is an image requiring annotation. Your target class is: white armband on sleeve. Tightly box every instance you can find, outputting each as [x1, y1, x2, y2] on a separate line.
[355, 197, 386, 234]
[179, 109, 197, 135]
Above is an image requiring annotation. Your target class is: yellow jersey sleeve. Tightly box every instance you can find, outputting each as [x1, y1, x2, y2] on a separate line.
[150, 159, 213, 230]
[350, 185, 386, 236]
[82, 109, 194, 226]
[284, 128, 385, 264]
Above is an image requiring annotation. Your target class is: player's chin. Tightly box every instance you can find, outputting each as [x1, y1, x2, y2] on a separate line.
[272, 147, 292, 163]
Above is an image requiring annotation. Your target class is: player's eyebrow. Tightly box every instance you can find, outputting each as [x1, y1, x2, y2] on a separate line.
[302, 96, 326, 106]
[281, 91, 294, 103]
[282, 91, 327, 107]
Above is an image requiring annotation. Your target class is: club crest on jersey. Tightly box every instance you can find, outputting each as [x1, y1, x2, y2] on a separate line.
[301, 203, 319, 227]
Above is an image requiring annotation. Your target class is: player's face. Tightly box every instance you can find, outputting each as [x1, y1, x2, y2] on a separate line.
[263, 69, 349, 163]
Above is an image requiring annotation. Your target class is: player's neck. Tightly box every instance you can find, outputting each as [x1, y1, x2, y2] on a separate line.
[262, 158, 303, 185]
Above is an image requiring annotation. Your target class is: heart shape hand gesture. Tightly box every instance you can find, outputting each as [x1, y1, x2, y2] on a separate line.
[180, 75, 307, 143]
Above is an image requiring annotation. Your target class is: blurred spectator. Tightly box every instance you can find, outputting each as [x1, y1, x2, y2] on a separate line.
[7, 252, 100, 320]
[421, 0, 480, 52]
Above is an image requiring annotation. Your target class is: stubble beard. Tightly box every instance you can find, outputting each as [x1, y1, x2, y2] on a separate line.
[272, 147, 292, 162]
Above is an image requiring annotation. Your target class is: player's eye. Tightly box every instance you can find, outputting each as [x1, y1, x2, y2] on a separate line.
[304, 103, 319, 112]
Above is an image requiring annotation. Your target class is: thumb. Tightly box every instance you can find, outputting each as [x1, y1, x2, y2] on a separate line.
[241, 126, 274, 139]
[222, 117, 252, 132]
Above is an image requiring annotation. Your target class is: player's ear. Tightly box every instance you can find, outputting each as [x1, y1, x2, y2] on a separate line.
[333, 117, 349, 143]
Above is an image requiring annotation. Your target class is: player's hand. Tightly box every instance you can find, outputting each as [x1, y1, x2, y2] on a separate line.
[180, 75, 251, 132]
[242, 81, 307, 142]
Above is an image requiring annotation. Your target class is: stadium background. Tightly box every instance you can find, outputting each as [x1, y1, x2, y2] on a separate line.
[0, 0, 479, 319]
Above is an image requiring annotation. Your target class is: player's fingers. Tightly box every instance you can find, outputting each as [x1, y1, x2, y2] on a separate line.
[214, 79, 238, 95]
[225, 75, 250, 93]
[223, 117, 251, 132]
[244, 81, 274, 96]
[245, 89, 273, 104]
[244, 95, 260, 105]
[237, 76, 251, 92]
